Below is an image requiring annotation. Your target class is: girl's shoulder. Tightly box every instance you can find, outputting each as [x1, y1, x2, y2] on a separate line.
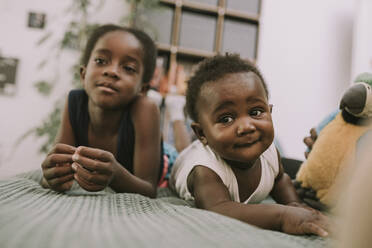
[131, 94, 157, 108]
[129, 94, 160, 125]
[130, 95, 159, 114]
[68, 89, 87, 103]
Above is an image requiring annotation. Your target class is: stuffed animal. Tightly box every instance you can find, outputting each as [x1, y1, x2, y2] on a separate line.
[295, 73, 372, 210]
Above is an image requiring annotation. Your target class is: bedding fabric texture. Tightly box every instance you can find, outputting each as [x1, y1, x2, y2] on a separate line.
[0, 169, 328, 248]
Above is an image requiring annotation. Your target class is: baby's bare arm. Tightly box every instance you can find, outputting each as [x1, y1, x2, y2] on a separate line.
[188, 165, 329, 236]
[270, 151, 302, 205]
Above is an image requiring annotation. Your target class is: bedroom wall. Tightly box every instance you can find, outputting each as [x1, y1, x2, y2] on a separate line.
[0, 0, 366, 176]
[257, 0, 356, 160]
[0, 0, 129, 177]
[351, 0, 372, 79]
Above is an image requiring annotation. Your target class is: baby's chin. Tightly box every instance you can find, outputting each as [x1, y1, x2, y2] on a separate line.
[223, 155, 261, 170]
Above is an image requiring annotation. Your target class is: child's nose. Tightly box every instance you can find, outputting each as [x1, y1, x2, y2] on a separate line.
[103, 64, 120, 79]
[236, 118, 256, 136]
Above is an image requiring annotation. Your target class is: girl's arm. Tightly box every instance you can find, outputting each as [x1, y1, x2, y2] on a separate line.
[108, 96, 161, 197]
[188, 165, 329, 236]
[54, 96, 76, 145]
[41, 95, 77, 191]
[270, 149, 302, 205]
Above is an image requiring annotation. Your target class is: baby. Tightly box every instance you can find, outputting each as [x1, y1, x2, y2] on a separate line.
[170, 54, 329, 236]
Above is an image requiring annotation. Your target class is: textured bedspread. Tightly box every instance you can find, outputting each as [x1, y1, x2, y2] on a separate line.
[0, 170, 328, 248]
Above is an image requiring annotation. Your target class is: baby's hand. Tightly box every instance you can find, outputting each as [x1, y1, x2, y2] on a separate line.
[292, 183, 329, 212]
[71, 146, 119, 192]
[287, 201, 311, 209]
[280, 205, 329, 237]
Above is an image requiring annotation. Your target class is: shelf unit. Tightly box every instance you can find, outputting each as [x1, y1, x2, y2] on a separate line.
[155, 0, 261, 69]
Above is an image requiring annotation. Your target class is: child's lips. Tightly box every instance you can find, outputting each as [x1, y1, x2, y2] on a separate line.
[98, 85, 116, 93]
[96, 82, 118, 93]
[234, 140, 259, 148]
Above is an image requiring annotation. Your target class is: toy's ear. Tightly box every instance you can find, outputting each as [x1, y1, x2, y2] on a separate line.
[191, 122, 208, 145]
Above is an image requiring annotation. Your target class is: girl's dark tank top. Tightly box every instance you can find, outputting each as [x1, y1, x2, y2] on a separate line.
[68, 89, 163, 178]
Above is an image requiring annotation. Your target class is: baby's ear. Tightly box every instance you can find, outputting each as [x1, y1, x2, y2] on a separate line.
[141, 83, 150, 93]
[191, 122, 208, 145]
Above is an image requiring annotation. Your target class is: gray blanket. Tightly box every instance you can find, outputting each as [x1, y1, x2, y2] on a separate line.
[0, 170, 327, 248]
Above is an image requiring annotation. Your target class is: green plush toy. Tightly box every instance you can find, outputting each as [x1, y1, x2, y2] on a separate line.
[295, 73, 372, 210]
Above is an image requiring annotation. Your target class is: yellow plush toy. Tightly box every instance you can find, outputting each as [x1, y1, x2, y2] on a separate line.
[295, 73, 372, 209]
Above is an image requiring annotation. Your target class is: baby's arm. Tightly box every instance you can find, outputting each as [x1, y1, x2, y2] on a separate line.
[188, 165, 329, 236]
[270, 150, 302, 205]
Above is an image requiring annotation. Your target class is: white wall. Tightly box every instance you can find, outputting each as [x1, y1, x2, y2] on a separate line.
[1, 0, 368, 176]
[351, 0, 372, 78]
[0, 0, 129, 177]
[257, 0, 356, 160]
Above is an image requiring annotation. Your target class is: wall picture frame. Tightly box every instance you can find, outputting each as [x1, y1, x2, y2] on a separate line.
[28, 12, 46, 29]
[0, 56, 19, 95]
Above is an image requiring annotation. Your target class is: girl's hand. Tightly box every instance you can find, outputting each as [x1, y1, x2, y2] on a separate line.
[41, 143, 76, 192]
[280, 205, 330, 237]
[71, 146, 120, 191]
[303, 128, 318, 158]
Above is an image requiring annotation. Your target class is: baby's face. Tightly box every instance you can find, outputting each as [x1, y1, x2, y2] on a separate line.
[195, 72, 274, 168]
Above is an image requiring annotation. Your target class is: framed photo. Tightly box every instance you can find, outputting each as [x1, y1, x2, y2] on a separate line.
[28, 12, 46, 29]
[0, 57, 19, 95]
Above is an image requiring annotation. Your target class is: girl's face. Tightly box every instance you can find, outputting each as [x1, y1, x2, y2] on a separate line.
[80, 30, 144, 109]
[192, 72, 274, 168]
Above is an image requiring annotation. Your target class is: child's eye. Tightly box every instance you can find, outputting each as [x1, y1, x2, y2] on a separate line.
[122, 65, 137, 73]
[94, 58, 107, 65]
[218, 115, 234, 124]
[250, 109, 263, 117]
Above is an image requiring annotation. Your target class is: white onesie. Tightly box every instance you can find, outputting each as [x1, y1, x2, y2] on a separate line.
[169, 140, 279, 203]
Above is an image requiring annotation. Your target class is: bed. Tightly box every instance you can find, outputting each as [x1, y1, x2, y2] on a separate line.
[0, 169, 328, 248]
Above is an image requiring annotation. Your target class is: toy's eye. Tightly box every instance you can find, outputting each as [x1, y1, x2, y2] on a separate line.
[367, 85, 371, 92]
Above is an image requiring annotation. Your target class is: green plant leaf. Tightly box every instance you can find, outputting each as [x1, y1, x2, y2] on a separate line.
[36, 31, 53, 46]
[34, 80, 54, 96]
[35, 103, 63, 153]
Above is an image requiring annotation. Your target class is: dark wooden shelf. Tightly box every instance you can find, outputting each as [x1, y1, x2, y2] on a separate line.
[177, 46, 216, 58]
[225, 9, 259, 23]
[161, 0, 218, 13]
[157, 42, 215, 59]
[159, 0, 259, 22]
[156, 43, 172, 52]
[156, 0, 260, 66]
